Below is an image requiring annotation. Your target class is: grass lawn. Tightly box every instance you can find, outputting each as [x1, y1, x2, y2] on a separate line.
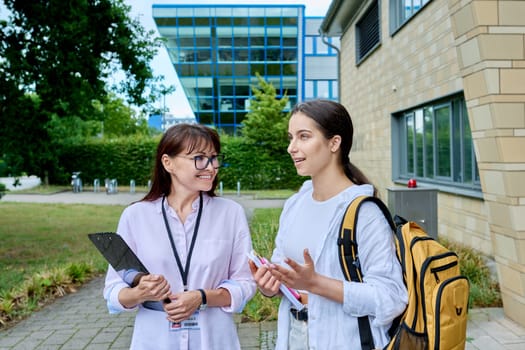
[0, 202, 124, 295]
[0, 200, 284, 327]
[0, 198, 501, 328]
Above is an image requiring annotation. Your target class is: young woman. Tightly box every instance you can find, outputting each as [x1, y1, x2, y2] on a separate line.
[250, 99, 408, 349]
[104, 124, 256, 349]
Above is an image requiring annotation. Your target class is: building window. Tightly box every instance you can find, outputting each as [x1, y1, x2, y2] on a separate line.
[390, 0, 432, 34]
[356, 0, 380, 64]
[393, 94, 480, 192]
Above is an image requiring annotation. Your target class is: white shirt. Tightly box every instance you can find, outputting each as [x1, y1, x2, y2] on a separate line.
[103, 194, 256, 350]
[272, 181, 408, 350]
[280, 191, 342, 263]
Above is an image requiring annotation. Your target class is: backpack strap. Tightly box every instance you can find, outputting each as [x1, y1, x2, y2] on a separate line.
[337, 195, 395, 350]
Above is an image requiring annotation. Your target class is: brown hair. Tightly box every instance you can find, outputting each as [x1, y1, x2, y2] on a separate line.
[291, 99, 376, 193]
[142, 123, 220, 201]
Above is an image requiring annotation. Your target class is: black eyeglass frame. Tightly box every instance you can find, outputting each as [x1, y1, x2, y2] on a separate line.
[176, 154, 224, 170]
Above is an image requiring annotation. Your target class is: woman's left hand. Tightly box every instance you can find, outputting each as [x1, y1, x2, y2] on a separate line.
[163, 290, 202, 323]
[270, 249, 318, 291]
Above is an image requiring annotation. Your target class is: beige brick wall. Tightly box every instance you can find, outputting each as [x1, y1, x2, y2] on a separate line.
[439, 192, 492, 254]
[337, 0, 525, 326]
[339, 0, 489, 251]
[448, 0, 525, 326]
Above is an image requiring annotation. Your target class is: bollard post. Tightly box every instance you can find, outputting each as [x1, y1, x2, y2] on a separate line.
[147, 179, 152, 190]
[130, 179, 135, 193]
[94, 179, 100, 193]
[237, 181, 241, 196]
[219, 181, 223, 196]
[71, 172, 82, 193]
[107, 179, 118, 194]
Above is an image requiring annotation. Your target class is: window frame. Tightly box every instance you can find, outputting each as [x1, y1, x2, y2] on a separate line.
[392, 93, 481, 196]
[355, 0, 381, 65]
[389, 0, 433, 36]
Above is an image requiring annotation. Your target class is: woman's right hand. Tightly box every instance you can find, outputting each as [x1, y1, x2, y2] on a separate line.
[119, 273, 171, 308]
[249, 260, 281, 297]
[135, 274, 171, 303]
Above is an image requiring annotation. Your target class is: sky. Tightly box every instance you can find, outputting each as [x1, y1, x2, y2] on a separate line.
[125, 0, 332, 117]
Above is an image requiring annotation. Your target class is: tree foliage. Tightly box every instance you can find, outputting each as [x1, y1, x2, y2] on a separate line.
[0, 0, 162, 179]
[1, 0, 161, 115]
[241, 73, 290, 154]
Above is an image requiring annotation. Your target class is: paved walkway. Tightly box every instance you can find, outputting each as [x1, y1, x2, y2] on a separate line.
[1, 191, 525, 349]
[0, 276, 277, 350]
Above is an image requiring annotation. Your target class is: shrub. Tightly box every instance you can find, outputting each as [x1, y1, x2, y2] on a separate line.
[55, 134, 303, 190]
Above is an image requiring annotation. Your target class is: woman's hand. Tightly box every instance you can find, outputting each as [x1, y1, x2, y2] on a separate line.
[249, 260, 281, 297]
[271, 249, 344, 303]
[118, 273, 171, 309]
[134, 274, 171, 303]
[164, 290, 202, 323]
[269, 249, 318, 291]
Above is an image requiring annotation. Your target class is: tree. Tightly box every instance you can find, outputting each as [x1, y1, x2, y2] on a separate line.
[241, 73, 290, 154]
[0, 0, 163, 180]
[233, 74, 296, 189]
[93, 94, 153, 138]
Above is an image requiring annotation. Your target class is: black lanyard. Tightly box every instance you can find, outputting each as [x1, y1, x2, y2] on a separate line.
[161, 191, 203, 291]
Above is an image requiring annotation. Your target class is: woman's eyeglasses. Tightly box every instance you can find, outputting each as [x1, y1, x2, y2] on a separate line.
[176, 154, 224, 170]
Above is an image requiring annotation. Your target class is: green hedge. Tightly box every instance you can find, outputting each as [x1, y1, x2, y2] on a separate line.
[57, 136, 159, 187]
[56, 135, 303, 190]
[219, 136, 303, 190]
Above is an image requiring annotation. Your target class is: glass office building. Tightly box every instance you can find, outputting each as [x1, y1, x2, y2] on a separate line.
[152, 4, 338, 134]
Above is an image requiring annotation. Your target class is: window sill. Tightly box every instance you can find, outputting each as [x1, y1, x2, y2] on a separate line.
[392, 180, 483, 200]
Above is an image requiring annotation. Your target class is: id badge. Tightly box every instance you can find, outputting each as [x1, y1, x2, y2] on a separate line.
[169, 311, 201, 331]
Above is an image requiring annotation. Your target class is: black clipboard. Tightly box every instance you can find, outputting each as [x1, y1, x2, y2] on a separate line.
[88, 232, 149, 281]
[88, 232, 165, 310]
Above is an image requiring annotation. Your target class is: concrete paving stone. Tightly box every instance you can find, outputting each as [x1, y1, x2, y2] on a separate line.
[469, 335, 509, 350]
[90, 331, 122, 344]
[39, 335, 68, 346]
[477, 319, 521, 343]
[110, 334, 132, 348]
[84, 343, 112, 350]
[46, 329, 76, 342]
[238, 323, 260, 348]
[259, 321, 276, 332]
[0, 335, 24, 348]
[35, 345, 65, 350]
[466, 326, 484, 340]
[485, 307, 505, 319]
[74, 328, 104, 340]
[60, 337, 91, 350]
[41, 321, 76, 332]
[8, 338, 43, 349]
[22, 329, 52, 342]
[465, 343, 477, 350]
[468, 311, 488, 323]
[499, 317, 525, 337]
[506, 344, 525, 350]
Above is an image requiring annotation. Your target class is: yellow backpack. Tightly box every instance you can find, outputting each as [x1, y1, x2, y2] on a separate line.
[338, 196, 470, 350]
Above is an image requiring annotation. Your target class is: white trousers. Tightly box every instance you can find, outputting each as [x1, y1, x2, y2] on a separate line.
[288, 316, 308, 350]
